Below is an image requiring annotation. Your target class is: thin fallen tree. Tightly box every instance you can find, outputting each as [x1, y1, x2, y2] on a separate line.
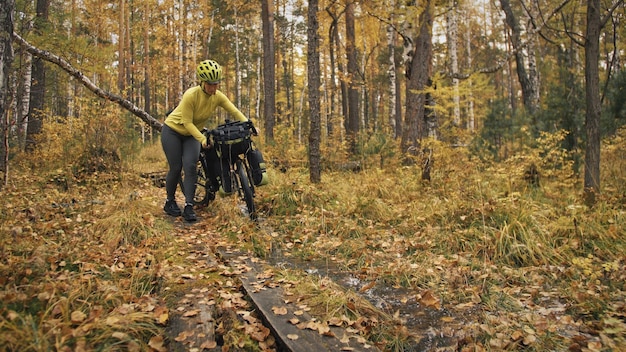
[12, 32, 163, 131]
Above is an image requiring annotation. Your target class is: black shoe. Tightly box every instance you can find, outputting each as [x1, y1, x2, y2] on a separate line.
[164, 200, 182, 216]
[183, 204, 197, 222]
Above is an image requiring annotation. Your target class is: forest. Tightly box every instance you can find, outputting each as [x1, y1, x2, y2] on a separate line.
[0, 0, 625, 351]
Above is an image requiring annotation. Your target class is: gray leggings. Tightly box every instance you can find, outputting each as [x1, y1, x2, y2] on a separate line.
[161, 124, 201, 204]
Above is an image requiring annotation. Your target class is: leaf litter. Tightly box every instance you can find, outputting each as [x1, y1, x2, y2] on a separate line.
[2, 135, 626, 351]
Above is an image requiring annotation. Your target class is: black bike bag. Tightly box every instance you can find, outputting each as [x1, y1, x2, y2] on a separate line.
[211, 121, 253, 159]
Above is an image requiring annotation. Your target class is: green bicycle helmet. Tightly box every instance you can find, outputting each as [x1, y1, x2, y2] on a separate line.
[196, 60, 223, 83]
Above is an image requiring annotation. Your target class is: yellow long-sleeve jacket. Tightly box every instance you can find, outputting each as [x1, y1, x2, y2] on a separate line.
[164, 86, 247, 146]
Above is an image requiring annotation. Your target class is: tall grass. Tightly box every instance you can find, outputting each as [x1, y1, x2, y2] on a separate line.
[91, 193, 168, 253]
[256, 129, 625, 349]
[1, 110, 173, 351]
[4, 119, 624, 350]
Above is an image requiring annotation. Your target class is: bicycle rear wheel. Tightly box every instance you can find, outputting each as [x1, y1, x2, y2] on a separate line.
[235, 159, 256, 219]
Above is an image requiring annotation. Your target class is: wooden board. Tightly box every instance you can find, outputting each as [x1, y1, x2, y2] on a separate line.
[238, 257, 378, 352]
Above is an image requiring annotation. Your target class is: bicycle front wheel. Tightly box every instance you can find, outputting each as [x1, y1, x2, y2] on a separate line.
[235, 159, 256, 219]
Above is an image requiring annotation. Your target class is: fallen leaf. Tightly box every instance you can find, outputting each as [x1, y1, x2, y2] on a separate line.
[112, 331, 128, 339]
[37, 291, 52, 301]
[317, 323, 331, 335]
[154, 306, 169, 325]
[418, 290, 441, 310]
[328, 317, 343, 326]
[523, 334, 537, 345]
[359, 281, 376, 293]
[250, 326, 271, 342]
[272, 306, 288, 315]
[148, 335, 167, 352]
[287, 334, 299, 340]
[183, 309, 199, 317]
[200, 340, 217, 349]
[174, 330, 194, 342]
[511, 330, 524, 341]
[6, 311, 19, 321]
[71, 310, 87, 323]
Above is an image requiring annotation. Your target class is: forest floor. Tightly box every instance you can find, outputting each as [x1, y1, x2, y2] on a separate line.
[1, 129, 625, 351]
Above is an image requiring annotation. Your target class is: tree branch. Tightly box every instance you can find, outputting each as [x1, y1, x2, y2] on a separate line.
[12, 32, 163, 131]
[600, 0, 625, 28]
[447, 0, 574, 79]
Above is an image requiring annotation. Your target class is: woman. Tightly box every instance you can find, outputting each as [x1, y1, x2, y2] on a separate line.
[161, 59, 248, 222]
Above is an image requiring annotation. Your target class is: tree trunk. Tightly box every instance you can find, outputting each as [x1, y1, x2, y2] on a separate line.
[386, 18, 398, 137]
[583, 0, 602, 204]
[234, 5, 241, 107]
[308, 0, 321, 183]
[327, 9, 337, 137]
[345, 0, 359, 153]
[402, 0, 433, 152]
[464, 3, 475, 132]
[17, 45, 32, 150]
[261, 0, 275, 141]
[1, 0, 15, 186]
[117, 0, 126, 93]
[326, 5, 347, 137]
[447, 0, 460, 127]
[525, 1, 541, 122]
[500, 0, 540, 117]
[25, 0, 49, 151]
[143, 1, 151, 142]
[255, 39, 261, 121]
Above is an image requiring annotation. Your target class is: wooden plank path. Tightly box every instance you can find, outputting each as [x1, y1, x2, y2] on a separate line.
[165, 247, 222, 352]
[221, 251, 379, 352]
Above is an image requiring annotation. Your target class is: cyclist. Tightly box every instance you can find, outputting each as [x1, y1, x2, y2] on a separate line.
[161, 59, 248, 222]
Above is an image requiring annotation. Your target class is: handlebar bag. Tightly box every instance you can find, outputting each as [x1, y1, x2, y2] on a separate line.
[211, 121, 253, 160]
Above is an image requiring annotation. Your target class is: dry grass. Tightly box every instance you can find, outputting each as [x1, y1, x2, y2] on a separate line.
[252, 129, 626, 350]
[2, 124, 625, 351]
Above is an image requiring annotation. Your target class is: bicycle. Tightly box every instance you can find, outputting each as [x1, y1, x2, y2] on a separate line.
[180, 120, 259, 220]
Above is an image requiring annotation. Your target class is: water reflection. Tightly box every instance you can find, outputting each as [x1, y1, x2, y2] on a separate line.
[267, 247, 474, 350]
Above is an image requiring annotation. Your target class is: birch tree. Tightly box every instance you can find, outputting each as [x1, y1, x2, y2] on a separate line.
[16, 41, 31, 150]
[463, 2, 474, 132]
[142, 0, 151, 142]
[117, 0, 126, 94]
[499, 0, 540, 117]
[446, 0, 460, 127]
[386, 9, 401, 138]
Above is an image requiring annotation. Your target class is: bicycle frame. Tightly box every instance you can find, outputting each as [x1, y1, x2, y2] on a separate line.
[182, 122, 258, 219]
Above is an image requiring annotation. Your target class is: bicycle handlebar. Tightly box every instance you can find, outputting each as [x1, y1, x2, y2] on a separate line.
[202, 120, 257, 139]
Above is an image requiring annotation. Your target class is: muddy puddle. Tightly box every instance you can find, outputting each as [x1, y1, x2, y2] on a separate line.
[268, 245, 475, 350]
